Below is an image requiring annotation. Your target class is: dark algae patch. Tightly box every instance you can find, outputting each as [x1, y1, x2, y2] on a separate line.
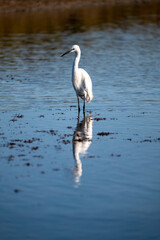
[8, 155, 14, 162]
[97, 132, 114, 136]
[111, 153, 121, 157]
[36, 130, 57, 135]
[12, 139, 23, 142]
[14, 189, 21, 193]
[10, 114, 23, 122]
[140, 138, 160, 143]
[9, 142, 16, 146]
[94, 117, 106, 121]
[62, 140, 71, 144]
[32, 146, 39, 150]
[49, 130, 57, 135]
[16, 114, 23, 118]
[25, 162, 31, 166]
[10, 118, 17, 122]
[53, 168, 60, 171]
[24, 138, 40, 143]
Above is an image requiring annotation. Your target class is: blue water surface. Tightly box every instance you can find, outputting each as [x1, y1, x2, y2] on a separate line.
[0, 3, 160, 240]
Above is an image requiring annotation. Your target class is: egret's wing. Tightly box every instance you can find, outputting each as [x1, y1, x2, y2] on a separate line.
[79, 68, 93, 102]
[79, 68, 91, 88]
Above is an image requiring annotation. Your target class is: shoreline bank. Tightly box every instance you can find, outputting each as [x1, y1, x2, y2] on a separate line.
[0, 0, 159, 13]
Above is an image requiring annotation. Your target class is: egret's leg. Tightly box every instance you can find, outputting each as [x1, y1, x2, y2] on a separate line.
[83, 100, 85, 115]
[77, 96, 80, 113]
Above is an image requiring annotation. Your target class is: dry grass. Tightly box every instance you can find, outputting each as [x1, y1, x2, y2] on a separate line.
[0, 0, 156, 13]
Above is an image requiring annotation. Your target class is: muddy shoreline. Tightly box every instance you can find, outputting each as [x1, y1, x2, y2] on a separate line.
[0, 0, 158, 13]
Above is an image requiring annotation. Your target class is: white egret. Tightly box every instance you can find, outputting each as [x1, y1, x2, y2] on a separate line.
[61, 45, 93, 113]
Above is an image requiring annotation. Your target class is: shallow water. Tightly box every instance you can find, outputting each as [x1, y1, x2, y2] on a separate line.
[0, 2, 160, 240]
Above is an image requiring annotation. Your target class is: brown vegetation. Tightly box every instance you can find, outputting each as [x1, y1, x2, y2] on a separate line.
[0, 0, 157, 13]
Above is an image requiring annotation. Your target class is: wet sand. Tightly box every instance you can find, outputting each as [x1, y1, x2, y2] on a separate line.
[0, 0, 158, 13]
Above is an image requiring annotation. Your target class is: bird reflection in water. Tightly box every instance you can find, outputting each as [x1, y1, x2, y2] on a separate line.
[72, 115, 93, 185]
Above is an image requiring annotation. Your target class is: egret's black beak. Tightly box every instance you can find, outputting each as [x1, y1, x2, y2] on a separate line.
[61, 49, 72, 57]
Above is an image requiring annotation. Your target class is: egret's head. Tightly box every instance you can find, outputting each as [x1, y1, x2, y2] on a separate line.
[61, 45, 80, 57]
[71, 45, 80, 53]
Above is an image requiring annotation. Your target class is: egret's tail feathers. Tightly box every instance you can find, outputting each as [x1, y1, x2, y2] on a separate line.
[86, 92, 93, 103]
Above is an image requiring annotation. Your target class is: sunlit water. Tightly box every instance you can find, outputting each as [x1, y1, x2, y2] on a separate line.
[0, 2, 160, 240]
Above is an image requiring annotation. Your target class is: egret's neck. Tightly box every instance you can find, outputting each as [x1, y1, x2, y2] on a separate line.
[73, 51, 81, 71]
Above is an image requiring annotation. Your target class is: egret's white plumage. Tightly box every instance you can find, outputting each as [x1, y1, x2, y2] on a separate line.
[61, 45, 93, 113]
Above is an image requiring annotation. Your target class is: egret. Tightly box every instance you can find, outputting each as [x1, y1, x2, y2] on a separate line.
[61, 45, 93, 114]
